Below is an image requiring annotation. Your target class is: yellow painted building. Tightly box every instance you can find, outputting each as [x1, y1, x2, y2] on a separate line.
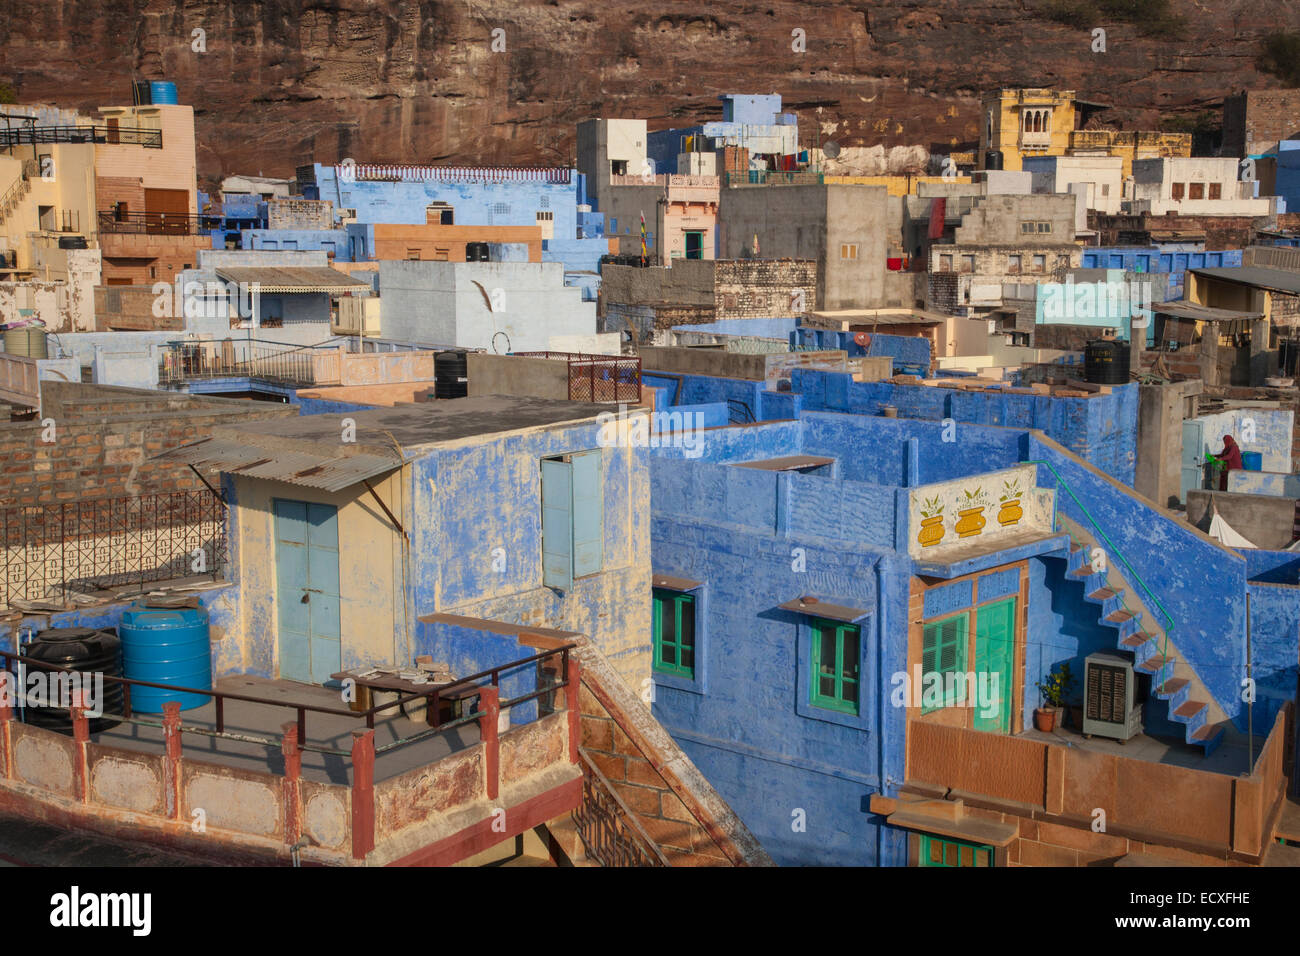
[978, 88, 1191, 178]
[0, 143, 97, 274]
[823, 175, 972, 195]
[979, 89, 1077, 172]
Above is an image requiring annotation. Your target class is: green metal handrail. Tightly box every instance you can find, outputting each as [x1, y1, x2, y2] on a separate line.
[1026, 458, 1176, 671]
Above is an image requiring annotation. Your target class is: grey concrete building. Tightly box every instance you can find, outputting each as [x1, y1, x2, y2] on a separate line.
[717, 183, 892, 310]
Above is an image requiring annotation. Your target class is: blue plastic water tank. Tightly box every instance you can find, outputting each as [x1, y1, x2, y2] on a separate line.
[118, 603, 212, 712]
[149, 81, 179, 105]
[1242, 451, 1263, 472]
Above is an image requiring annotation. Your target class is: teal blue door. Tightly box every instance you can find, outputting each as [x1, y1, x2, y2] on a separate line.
[274, 499, 341, 684]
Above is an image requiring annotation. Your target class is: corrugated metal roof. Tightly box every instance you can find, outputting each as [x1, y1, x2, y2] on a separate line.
[1192, 266, 1300, 295]
[214, 266, 373, 294]
[1154, 301, 1263, 322]
[153, 437, 404, 492]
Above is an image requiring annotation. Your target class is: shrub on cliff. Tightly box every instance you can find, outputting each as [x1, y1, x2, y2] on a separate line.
[1259, 31, 1300, 86]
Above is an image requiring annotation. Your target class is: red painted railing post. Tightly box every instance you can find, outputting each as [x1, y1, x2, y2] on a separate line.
[69, 688, 90, 802]
[162, 701, 182, 820]
[282, 721, 302, 848]
[479, 686, 500, 801]
[0, 667, 12, 723]
[350, 729, 375, 860]
[565, 657, 581, 765]
[0, 669, 12, 780]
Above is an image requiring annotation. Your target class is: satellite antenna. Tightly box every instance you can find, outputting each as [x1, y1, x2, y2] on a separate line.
[823, 140, 841, 159]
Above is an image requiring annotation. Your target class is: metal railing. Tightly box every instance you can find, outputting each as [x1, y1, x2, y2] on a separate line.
[0, 491, 226, 609]
[0, 125, 162, 148]
[97, 210, 206, 236]
[723, 170, 823, 187]
[512, 351, 642, 404]
[158, 340, 325, 388]
[0, 643, 576, 759]
[573, 748, 670, 866]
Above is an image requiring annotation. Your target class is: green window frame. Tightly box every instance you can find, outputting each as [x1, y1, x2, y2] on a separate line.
[921, 613, 969, 714]
[652, 588, 696, 678]
[920, 834, 993, 868]
[810, 619, 860, 715]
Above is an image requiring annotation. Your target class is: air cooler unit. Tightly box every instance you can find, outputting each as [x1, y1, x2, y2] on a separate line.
[1082, 652, 1142, 743]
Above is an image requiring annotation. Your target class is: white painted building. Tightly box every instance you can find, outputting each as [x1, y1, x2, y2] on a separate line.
[1127, 157, 1276, 216]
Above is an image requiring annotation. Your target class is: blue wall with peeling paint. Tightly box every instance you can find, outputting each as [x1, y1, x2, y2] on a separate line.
[1246, 581, 1299, 727]
[1027, 434, 1253, 726]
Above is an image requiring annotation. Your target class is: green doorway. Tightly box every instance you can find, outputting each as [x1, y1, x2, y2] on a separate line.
[972, 597, 1015, 733]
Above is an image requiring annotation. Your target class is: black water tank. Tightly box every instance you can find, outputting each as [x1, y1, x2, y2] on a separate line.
[985, 150, 1004, 171]
[1084, 339, 1131, 385]
[465, 242, 490, 262]
[435, 351, 469, 399]
[22, 627, 124, 734]
[57, 236, 88, 250]
[132, 80, 151, 106]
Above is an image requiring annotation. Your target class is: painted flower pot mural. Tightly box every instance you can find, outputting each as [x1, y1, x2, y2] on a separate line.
[997, 478, 1023, 527]
[917, 496, 945, 548]
[954, 487, 988, 538]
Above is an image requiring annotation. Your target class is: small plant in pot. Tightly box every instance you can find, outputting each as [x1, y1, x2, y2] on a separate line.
[1034, 663, 1075, 733]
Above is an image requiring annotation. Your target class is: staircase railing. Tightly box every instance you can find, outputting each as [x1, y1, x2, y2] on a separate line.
[1026, 458, 1176, 669]
[573, 748, 669, 867]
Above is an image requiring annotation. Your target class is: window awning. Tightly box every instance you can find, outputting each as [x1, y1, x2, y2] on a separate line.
[214, 267, 373, 294]
[778, 596, 870, 623]
[152, 436, 405, 492]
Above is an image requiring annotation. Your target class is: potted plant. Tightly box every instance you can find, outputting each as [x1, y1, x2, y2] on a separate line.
[1034, 662, 1075, 733]
[917, 495, 946, 548]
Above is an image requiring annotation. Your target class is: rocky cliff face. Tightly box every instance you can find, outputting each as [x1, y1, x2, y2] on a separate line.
[0, 0, 1290, 184]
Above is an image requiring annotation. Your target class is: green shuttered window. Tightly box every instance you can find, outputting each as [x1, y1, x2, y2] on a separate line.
[921, 614, 968, 713]
[810, 619, 860, 715]
[652, 588, 696, 678]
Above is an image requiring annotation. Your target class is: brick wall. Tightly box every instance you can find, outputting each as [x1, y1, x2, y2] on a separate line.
[714, 258, 817, 319]
[0, 383, 297, 506]
[1092, 212, 1270, 251]
[928, 272, 960, 314]
[94, 285, 183, 331]
[95, 176, 145, 215]
[98, 234, 212, 287]
[267, 198, 334, 230]
[1035, 323, 1101, 351]
[1224, 90, 1300, 155]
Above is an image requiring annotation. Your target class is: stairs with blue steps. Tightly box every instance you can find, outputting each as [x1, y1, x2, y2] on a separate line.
[1065, 538, 1225, 756]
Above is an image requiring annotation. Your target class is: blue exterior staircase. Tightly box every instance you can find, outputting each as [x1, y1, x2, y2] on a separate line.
[1064, 537, 1225, 756]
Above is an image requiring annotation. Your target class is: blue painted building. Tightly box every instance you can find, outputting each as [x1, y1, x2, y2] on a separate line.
[156, 398, 654, 697]
[644, 404, 1300, 865]
[295, 163, 609, 275]
[1078, 247, 1243, 301]
[646, 94, 801, 173]
[644, 365, 1139, 486]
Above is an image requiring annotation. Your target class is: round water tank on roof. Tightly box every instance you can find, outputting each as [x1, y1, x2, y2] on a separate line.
[985, 150, 1004, 171]
[23, 627, 124, 734]
[435, 351, 469, 399]
[132, 81, 151, 106]
[4, 326, 47, 359]
[149, 81, 179, 105]
[1084, 339, 1130, 385]
[119, 603, 212, 713]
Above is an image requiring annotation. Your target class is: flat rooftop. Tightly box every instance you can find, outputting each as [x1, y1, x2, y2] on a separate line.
[215, 395, 613, 451]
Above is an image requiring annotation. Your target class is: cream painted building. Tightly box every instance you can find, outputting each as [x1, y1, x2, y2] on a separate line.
[1128, 157, 1277, 216]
